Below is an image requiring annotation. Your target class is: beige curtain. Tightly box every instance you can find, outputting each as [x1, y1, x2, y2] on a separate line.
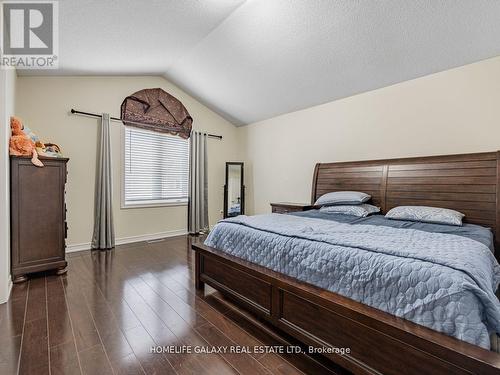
[188, 132, 209, 234]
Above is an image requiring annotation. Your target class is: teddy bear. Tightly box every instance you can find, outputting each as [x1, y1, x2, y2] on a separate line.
[9, 116, 44, 167]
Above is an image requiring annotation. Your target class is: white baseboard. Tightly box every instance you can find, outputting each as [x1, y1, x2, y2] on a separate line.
[66, 243, 92, 252]
[66, 229, 188, 253]
[0, 278, 13, 304]
[7, 278, 12, 297]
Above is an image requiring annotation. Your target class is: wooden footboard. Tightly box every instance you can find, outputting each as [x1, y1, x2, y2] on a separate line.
[193, 242, 500, 375]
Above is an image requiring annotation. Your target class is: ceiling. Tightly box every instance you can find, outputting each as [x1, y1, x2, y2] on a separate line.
[20, 0, 500, 125]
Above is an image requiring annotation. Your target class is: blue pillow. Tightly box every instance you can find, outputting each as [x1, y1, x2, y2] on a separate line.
[315, 191, 371, 206]
[385, 206, 464, 226]
[319, 204, 380, 217]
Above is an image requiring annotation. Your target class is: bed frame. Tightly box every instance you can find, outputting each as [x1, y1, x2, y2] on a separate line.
[192, 151, 500, 374]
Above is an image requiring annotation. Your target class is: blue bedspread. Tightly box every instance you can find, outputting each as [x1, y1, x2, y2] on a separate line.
[205, 213, 500, 349]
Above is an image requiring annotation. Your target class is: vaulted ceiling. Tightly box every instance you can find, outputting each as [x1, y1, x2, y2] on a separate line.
[20, 0, 500, 125]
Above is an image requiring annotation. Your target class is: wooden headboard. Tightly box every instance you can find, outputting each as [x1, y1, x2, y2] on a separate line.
[311, 151, 500, 248]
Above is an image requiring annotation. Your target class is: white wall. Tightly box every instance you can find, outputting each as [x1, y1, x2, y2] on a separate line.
[0, 68, 17, 303]
[241, 56, 500, 215]
[16, 76, 242, 249]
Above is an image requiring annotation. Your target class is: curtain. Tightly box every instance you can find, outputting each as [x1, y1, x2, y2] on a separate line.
[91, 113, 115, 249]
[188, 132, 209, 234]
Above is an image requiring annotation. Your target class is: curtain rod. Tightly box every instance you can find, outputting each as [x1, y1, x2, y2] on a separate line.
[70, 109, 223, 140]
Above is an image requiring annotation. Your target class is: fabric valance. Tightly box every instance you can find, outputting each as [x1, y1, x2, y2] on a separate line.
[120, 88, 193, 138]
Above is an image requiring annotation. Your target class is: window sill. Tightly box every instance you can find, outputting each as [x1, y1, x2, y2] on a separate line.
[121, 200, 188, 209]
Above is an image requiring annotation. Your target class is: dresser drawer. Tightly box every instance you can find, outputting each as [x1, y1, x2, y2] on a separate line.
[272, 206, 296, 214]
[270, 202, 313, 214]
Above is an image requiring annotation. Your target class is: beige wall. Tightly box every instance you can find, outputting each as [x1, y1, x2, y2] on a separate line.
[0, 68, 17, 303]
[13, 56, 500, 249]
[241, 56, 500, 215]
[16, 76, 242, 248]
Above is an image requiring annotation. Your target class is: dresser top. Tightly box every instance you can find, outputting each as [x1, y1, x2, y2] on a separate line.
[270, 202, 313, 207]
[11, 155, 69, 162]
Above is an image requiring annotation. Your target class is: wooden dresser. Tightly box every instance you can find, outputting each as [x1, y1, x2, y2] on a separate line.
[10, 156, 69, 283]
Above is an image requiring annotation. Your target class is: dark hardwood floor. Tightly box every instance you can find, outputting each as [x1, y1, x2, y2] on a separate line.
[0, 235, 339, 375]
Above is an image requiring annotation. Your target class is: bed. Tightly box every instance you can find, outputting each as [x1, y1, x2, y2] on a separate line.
[192, 151, 500, 375]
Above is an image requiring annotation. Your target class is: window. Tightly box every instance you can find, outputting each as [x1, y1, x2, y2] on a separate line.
[123, 126, 189, 207]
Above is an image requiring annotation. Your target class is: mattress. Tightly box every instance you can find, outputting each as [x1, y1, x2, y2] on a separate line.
[205, 212, 500, 349]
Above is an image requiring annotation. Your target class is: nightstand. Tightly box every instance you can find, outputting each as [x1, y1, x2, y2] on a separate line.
[270, 202, 314, 214]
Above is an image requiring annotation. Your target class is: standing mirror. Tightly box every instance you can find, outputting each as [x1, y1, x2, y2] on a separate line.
[224, 162, 244, 218]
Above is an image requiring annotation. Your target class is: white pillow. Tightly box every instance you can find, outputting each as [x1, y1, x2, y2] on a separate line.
[319, 204, 380, 217]
[385, 206, 464, 226]
[315, 191, 371, 206]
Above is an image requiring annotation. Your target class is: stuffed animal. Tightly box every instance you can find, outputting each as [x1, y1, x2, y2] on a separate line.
[9, 117, 44, 167]
[37, 142, 64, 158]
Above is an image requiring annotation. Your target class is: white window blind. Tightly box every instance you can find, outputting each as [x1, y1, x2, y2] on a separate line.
[123, 126, 189, 207]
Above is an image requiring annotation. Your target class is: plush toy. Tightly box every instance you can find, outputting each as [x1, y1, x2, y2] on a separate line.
[9, 117, 44, 167]
[22, 125, 40, 144]
[37, 142, 64, 158]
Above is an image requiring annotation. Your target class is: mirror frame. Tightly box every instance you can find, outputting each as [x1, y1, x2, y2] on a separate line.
[223, 162, 245, 218]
